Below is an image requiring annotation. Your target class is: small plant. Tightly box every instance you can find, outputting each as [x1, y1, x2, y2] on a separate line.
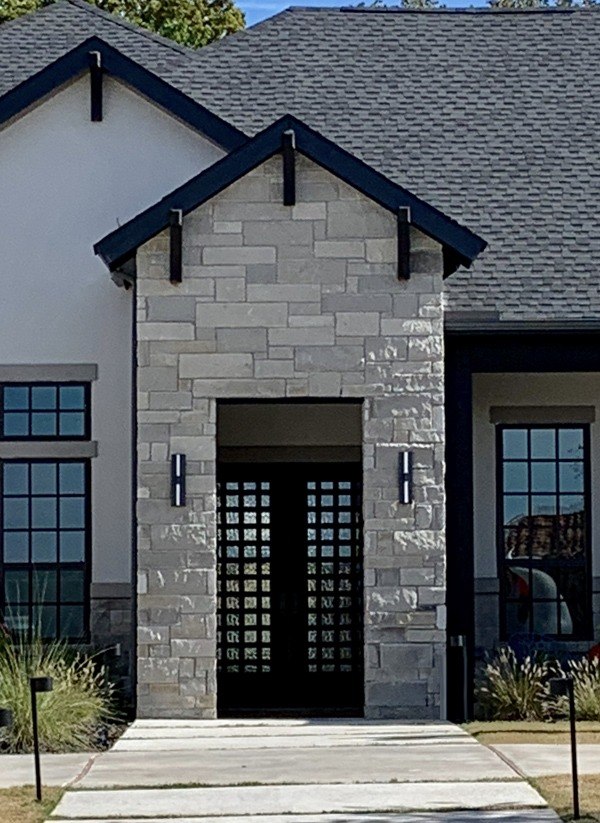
[476, 646, 554, 720]
[566, 656, 600, 721]
[0, 625, 116, 752]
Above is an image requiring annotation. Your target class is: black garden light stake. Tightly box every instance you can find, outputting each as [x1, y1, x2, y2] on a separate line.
[30, 676, 53, 802]
[549, 676, 579, 820]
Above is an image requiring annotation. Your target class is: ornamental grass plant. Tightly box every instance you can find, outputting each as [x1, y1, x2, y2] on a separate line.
[476, 646, 554, 720]
[566, 656, 600, 721]
[0, 625, 116, 752]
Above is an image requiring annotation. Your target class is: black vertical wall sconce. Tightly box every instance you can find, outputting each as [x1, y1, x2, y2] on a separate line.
[397, 206, 411, 280]
[169, 209, 183, 284]
[171, 453, 186, 506]
[88, 50, 103, 122]
[398, 450, 413, 504]
[282, 129, 296, 206]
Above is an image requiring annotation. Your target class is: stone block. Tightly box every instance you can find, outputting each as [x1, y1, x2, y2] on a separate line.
[295, 346, 364, 372]
[179, 353, 253, 379]
[196, 303, 288, 328]
[336, 312, 380, 337]
[216, 328, 268, 353]
[216, 279, 246, 302]
[269, 327, 335, 346]
[366, 681, 428, 707]
[203, 246, 276, 265]
[314, 240, 365, 258]
[246, 264, 277, 284]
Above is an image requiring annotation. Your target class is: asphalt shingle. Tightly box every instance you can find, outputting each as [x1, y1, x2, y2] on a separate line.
[2, 2, 599, 322]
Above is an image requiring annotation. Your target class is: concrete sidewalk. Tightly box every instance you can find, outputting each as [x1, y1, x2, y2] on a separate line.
[492, 743, 600, 777]
[46, 720, 556, 821]
[0, 752, 92, 788]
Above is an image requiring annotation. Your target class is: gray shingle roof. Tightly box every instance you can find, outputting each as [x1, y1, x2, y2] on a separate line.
[2, 2, 600, 322]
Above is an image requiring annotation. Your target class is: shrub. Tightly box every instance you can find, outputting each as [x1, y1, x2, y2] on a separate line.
[566, 656, 600, 721]
[476, 646, 554, 720]
[0, 626, 116, 752]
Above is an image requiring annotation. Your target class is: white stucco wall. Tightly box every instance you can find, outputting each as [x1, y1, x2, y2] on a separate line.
[473, 373, 600, 580]
[0, 75, 224, 582]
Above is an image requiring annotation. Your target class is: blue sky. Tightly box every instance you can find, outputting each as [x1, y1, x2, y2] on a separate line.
[239, 0, 486, 27]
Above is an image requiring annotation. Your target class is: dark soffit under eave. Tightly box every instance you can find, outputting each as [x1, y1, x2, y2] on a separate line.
[94, 113, 487, 274]
[0, 35, 246, 150]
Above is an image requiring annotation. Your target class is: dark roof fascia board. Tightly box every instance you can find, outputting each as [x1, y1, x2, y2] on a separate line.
[0, 36, 246, 151]
[95, 114, 487, 273]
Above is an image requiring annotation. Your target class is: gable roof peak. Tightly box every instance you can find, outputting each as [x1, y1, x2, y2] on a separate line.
[95, 111, 486, 276]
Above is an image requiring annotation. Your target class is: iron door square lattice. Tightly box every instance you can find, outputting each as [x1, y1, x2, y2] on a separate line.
[217, 463, 363, 716]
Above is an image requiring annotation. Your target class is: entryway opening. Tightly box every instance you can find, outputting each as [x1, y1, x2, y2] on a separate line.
[216, 401, 364, 718]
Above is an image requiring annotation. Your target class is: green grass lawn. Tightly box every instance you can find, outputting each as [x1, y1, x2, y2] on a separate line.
[464, 720, 600, 745]
[0, 787, 63, 823]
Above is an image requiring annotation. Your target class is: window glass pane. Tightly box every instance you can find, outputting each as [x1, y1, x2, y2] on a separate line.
[31, 463, 56, 495]
[59, 386, 85, 410]
[503, 495, 528, 525]
[4, 413, 29, 437]
[557, 512, 585, 558]
[31, 531, 57, 563]
[5, 570, 29, 602]
[531, 429, 555, 459]
[60, 531, 85, 562]
[4, 605, 29, 633]
[532, 600, 560, 635]
[531, 495, 556, 516]
[32, 569, 57, 602]
[4, 498, 29, 529]
[59, 463, 85, 495]
[59, 605, 84, 638]
[529, 520, 555, 558]
[33, 605, 57, 638]
[503, 429, 527, 459]
[31, 413, 56, 436]
[61, 570, 84, 603]
[559, 428, 584, 459]
[503, 462, 528, 493]
[4, 463, 28, 495]
[559, 462, 584, 493]
[31, 387, 57, 409]
[4, 531, 28, 563]
[531, 462, 556, 492]
[4, 386, 28, 410]
[560, 494, 585, 515]
[59, 413, 84, 437]
[60, 498, 85, 529]
[31, 497, 56, 529]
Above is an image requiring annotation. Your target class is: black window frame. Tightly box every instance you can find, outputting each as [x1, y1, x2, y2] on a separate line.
[496, 423, 593, 642]
[0, 381, 91, 441]
[0, 457, 92, 642]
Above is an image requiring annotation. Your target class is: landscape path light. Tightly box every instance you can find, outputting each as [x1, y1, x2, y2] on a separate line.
[30, 675, 53, 802]
[549, 675, 579, 820]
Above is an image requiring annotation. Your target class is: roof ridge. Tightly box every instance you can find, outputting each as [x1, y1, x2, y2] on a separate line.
[59, 0, 198, 57]
[288, 3, 597, 12]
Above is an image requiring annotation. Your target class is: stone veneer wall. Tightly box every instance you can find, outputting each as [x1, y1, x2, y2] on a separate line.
[135, 155, 446, 718]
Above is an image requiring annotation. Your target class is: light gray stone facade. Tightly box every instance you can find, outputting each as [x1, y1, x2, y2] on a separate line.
[135, 155, 446, 718]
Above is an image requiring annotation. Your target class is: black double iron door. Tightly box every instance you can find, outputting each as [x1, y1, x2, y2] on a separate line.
[216, 463, 363, 716]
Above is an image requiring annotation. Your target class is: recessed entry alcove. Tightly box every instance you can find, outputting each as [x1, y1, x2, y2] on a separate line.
[216, 400, 364, 717]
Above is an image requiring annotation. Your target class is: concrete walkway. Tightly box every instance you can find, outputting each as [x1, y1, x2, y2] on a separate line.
[0, 752, 91, 788]
[492, 743, 600, 777]
[46, 720, 557, 821]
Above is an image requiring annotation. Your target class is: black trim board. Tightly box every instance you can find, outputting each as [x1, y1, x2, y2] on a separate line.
[0, 37, 246, 151]
[94, 114, 487, 274]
